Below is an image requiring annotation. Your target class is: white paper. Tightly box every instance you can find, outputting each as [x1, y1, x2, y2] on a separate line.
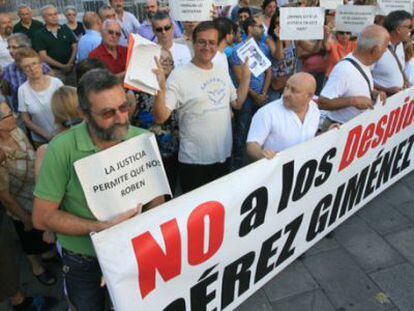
[280, 7, 325, 40]
[377, 0, 412, 16]
[124, 34, 161, 96]
[335, 5, 376, 33]
[320, 0, 342, 10]
[213, 0, 238, 5]
[236, 38, 271, 78]
[170, 0, 213, 22]
[74, 133, 171, 222]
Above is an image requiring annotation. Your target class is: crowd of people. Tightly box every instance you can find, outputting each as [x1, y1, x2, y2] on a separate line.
[0, 0, 413, 310]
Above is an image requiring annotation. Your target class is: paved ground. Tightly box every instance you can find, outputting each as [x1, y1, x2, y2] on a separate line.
[1, 172, 413, 311]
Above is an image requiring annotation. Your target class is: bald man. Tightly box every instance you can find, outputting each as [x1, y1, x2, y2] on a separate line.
[77, 12, 102, 63]
[0, 14, 14, 70]
[247, 73, 319, 160]
[318, 25, 390, 127]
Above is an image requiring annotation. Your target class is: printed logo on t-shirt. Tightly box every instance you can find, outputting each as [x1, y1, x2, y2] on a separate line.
[201, 77, 226, 107]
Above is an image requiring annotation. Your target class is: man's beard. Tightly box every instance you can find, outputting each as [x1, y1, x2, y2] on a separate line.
[88, 116, 129, 142]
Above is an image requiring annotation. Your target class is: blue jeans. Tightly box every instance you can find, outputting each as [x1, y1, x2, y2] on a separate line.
[62, 249, 105, 311]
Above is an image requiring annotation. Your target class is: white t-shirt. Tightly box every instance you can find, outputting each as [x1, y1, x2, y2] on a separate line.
[247, 97, 320, 152]
[212, 50, 230, 74]
[166, 62, 237, 164]
[405, 58, 414, 85]
[18, 77, 63, 143]
[0, 35, 13, 70]
[170, 42, 192, 68]
[320, 54, 373, 124]
[372, 43, 405, 89]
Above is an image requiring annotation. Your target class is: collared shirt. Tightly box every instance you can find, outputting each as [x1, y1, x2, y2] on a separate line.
[89, 44, 127, 74]
[13, 19, 44, 44]
[76, 29, 102, 63]
[117, 11, 140, 47]
[138, 19, 183, 43]
[33, 24, 77, 66]
[1, 61, 52, 111]
[34, 122, 147, 256]
[0, 35, 13, 69]
[372, 42, 405, 89]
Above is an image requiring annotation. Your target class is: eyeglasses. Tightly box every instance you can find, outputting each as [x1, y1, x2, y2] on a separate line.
[154, 25, 172, 33]
[195, 39, 217, 47]
[7, 45, 24, 50]
[21, 61, 41, 71]
[337, 31, 351, 35]
[89, 102, 131, 119]
[400, 24, 412, 30]
[107, 29, 122, 37]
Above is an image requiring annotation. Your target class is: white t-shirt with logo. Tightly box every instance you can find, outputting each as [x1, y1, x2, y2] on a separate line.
[165, 62, 237, 164]
[247, 97, 320, 152]
[320, 54, 373, 124]
[18, 77, 63, 143]
[372, 43, 405, 89]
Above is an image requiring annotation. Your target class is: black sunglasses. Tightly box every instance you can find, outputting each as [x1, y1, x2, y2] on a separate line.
[154, 25, 172, 33]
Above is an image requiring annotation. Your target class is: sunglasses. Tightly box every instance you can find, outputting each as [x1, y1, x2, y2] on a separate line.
[154, 25, 172, 33]
[89, 102, 131, 119]
[337, 31, 351, 35]
[107, 29, 122, 37]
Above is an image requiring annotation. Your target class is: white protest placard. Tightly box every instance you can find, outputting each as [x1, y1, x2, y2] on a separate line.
[92, 88, 414, 311]
[280, 7, 325, 40]
[335, 5, 376, 33]
[170, 0, 213, 22]
[236, 38, 271, 78]
[74, 133, 171, 221]
[213, 0, 238, 6]
[377, 0, 412, 16]
[320, 0, 342, 10]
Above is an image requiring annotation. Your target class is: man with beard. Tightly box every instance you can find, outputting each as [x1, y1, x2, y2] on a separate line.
[33, 69, 164, 311]
[0, 13, 14, 71]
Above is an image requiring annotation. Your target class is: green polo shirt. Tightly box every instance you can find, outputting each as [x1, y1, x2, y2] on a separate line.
[34, 122, 147, 256]
[32, 24, 77, 66]
[13, 19, 44, 44]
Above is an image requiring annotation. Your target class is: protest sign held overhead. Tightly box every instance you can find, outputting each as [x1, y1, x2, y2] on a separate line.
[335, 5, 376, 33]
[213, 0, 238, 6]
[74, 133, 171, 222]
[236, 38, 271, 78]
[91, 88, 414, 310]
[319, 0, 342, 10]
[280, 7, 325, 40]
[170, 0, 213, 22]
[377, 0, 412, 16]
[124, 34, 161, 95]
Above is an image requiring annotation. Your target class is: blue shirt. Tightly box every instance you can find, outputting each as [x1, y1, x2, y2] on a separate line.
[76, 29, 102, 63]
[229, 39, 272, 94]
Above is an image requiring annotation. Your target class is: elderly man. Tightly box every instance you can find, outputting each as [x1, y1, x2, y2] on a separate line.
[33, 69, 164, 311]
[247, 73, 319, 160]
[372, 10, 413, 96]
[12, 5, 44, 44]
[109, 0, 140, 46]
[0, 14, 14, 70]
[33, 5, 77, 85]
[153, 21, 250, 193]
[318, 25, 390, 126]
[77, 12, 102, 63]
[138, 0, 182, 42]
[98, 4, 117, 21]
[152, 11, 191, 68]
[89, 20, 127, 78]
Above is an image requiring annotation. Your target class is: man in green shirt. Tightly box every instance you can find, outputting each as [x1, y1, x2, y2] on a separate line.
[33, 69, 164, 311]
[12, 5, 44, 45]
[32, 5, 77, 85]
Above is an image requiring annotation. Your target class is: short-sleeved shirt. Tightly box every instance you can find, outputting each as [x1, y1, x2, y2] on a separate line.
[89, 44, 127, 74]
[117, 11, 140, 47]
[169, 42, 192, 68]
[247, 98, 320, 152]
[13, 19, 44, 44]
[34, 122, 147, 256]
[372, 43, 405, 89]
[33, 24, 77, 66]
[76, 29, 102, 63]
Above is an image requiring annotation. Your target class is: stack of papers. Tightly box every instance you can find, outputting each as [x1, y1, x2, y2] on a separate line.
[124, 34, 161, 95]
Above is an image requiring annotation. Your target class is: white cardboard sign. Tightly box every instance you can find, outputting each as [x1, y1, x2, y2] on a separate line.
[236, 38, 271, 78]
[320, 0, 342, 10]
[74, 133, 171, 221]
[335, 5, 376, 33]
[377, 0, 412, 16]
[170, 0, 213, 22]
[280, 7, 325, 40]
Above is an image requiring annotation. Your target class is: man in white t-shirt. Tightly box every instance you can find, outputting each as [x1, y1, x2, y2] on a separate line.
[152, 11, 191, 68]
[0, 14, 14, 71]
[372, 10, 412, 96]
[153, 21, 250, 193]
[212, 17, 235, 73]
[318, 25, 389, 125]
[247, 73, 319, 160]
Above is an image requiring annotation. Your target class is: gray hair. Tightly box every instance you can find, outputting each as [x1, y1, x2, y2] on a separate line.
[40, 4, 57, 17]
[64, 5, 77, 15]
[102, 19, 121, 30]
[17, 4, 31, 12]
[98, 4, 114, 17]
[7, 33, 31, 48]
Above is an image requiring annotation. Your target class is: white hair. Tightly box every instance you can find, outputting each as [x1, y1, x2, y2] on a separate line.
[40, 4, 57, 17]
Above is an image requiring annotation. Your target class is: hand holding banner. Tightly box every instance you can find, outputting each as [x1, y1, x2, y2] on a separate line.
[280, 7, 325, 40]
[74, 133, 171, 221]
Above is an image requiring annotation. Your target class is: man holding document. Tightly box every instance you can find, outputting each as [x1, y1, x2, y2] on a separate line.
[32, 69, 164, 311]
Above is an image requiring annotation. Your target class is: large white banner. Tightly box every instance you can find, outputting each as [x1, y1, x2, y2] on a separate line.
[280, 7, 325, 40]
[92, 90, 414, 310]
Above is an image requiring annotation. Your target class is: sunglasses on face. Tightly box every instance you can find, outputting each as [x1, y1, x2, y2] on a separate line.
[89, 102, 131, 120]
[107, 29, 122, 37]
[154, 25, 172, 33]
[337, 31, 351, 35]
